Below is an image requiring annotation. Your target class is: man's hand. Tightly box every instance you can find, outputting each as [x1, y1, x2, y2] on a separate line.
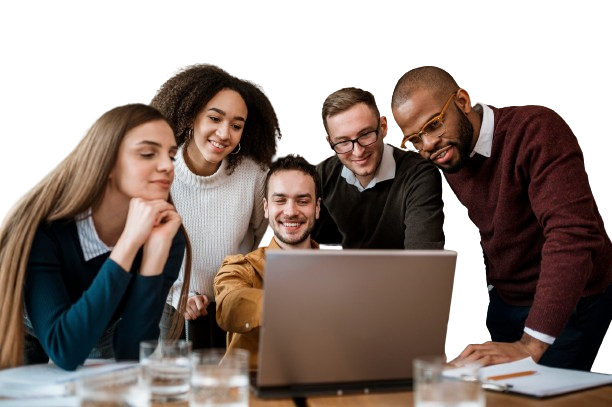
[449, 333, 549, 367]
[184, 294, 210, 320]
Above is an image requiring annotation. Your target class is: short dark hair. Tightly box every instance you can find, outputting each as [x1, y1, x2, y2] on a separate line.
[264, 155, 321, 199]
[321, 87, 380, 135]
[392, 66, 459, 109]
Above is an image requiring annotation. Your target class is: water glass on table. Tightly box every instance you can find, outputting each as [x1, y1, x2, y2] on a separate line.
[140, 339, 192, 403]
[413, 355, 484, 407]
[190, 348, 250, 407]
[76, 366, 149, 407]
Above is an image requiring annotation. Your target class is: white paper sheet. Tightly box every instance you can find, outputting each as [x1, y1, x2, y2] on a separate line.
[0, 361, 138, 399]
[444, 357, 612, 397]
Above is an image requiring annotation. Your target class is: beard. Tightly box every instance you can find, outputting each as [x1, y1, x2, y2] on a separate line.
[440, 109, 474, 174]
[272, 218, 315, 247]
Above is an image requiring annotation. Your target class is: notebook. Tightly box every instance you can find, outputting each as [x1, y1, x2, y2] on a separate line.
[444, 357, 612, 397]
[254, 249, 458, 398]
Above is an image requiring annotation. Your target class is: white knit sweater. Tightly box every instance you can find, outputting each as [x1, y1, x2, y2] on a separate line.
[167, 147, 268, 308]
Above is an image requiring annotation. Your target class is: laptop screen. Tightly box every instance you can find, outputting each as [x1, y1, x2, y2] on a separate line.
[255, 249, 457, 397]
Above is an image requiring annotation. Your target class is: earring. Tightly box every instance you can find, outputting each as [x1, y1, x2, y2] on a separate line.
[231, 143, 241, 155]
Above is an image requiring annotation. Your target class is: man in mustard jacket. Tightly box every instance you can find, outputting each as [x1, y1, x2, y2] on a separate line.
[214, 155, 320, 370]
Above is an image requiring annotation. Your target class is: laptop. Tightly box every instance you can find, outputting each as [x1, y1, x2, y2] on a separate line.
[254, 249, 457, 398]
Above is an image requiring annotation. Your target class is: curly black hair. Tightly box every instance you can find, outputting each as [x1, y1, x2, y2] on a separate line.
[151, 64, 282, 173]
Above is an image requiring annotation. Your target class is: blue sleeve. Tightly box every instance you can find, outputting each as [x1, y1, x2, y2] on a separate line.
[24, 227, 133, 371]
[113, 228, 186, 360]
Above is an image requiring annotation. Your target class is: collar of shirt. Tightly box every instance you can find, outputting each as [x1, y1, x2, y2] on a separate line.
[470, 103, 494, 158]
[76, 209, 113, 261]
[341, 143, 396, 192]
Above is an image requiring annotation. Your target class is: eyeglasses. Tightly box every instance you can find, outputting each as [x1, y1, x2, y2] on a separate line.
[329, 123, 380, 154]
[400, 92, 457, 152]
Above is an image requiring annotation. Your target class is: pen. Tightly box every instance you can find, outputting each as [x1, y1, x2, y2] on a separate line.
[487, 370, 537, 381]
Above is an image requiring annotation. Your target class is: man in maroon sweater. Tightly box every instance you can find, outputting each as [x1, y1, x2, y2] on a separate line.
[390, 66, 612, 371]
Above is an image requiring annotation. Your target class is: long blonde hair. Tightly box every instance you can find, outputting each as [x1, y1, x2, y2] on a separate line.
[0, 104, 191, 369]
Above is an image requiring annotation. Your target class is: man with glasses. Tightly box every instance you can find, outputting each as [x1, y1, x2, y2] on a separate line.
[313, 87, 444, 249]
[391, 66, 612, 371]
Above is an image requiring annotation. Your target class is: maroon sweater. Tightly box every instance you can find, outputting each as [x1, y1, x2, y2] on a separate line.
[445, 105, 612, 337]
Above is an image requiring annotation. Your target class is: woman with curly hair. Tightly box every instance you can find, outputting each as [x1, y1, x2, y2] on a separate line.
[151, 64, 281, 348]
[0, 104, 191, 370]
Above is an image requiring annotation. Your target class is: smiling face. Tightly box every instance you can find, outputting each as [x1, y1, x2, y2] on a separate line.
[186, 88, 248, 176]
[325, 102, 387, 187]
[392, 89, 475, 173]
[264, 169, 320, 250]
[108, 119, 177, 202]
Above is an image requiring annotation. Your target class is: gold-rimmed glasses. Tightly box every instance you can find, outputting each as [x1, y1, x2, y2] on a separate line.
[329, 121, 380, 154]
[400, 92, 457, 151]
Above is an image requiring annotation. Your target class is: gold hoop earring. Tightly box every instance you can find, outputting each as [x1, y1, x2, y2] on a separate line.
[231, 143, 241, 155]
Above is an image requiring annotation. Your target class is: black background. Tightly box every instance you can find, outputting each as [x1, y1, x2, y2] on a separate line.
[7, 63, 612, 373]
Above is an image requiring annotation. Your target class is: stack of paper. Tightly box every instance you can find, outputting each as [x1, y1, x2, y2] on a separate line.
[0, 360, 138, 400]
[444, 357, 612, 397]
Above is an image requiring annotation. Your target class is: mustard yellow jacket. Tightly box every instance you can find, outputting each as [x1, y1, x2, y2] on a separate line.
[214, 237, 319, 370]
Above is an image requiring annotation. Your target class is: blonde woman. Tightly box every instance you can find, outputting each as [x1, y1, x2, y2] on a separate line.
[0, 104, 190, 371]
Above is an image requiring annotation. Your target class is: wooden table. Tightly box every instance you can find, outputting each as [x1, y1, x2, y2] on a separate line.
[303, 385, 612, 406]
[4, 384, 610, 406]
[151, 394, 296, 407]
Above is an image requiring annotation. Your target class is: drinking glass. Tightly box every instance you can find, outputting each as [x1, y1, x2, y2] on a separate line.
[139, 339, 191, 403]
[413, 355, 484, 407]
[76, 366, 149, 407]
[190, 348, 250, 407]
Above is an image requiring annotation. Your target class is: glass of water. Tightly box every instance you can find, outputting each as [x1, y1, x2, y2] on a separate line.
[139, 339, 192, 403]
[190, 348, 250, 407]
[413, 355, 484, 407]
[76, 366, 149, 407]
